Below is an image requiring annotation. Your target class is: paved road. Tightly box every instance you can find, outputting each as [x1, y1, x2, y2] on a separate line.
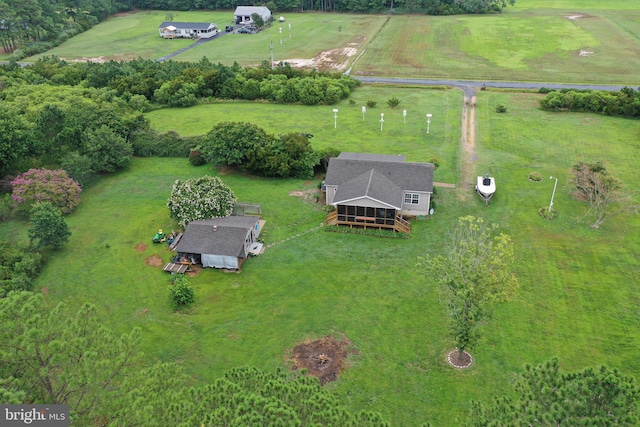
[353, 76, 634, 92]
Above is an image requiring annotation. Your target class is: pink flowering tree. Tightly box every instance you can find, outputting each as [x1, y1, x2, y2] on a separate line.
[11, 169, 82, 215]
[167, 176, 236, 227]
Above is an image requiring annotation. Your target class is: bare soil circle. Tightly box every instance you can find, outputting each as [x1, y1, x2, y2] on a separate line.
[135, 242, 148, 252]
[447, 349, 473, 369]
[288, 335, 356, 385]
[145, 254, 163, 267]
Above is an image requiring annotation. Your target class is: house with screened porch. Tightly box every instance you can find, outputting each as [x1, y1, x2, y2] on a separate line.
[323, 153, 434, 234]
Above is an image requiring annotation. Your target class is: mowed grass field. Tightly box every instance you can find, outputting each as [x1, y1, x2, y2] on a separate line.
[145, 86, 463, 184]
[27, 10, 232, 62]
[174, 13, 388, 65]
[25, 1, 640, 84]
[354, 5, 640, 84]
[4, 86, 640, 425]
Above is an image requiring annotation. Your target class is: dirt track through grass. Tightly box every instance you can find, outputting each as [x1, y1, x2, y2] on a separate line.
[459, 87, 478, 199]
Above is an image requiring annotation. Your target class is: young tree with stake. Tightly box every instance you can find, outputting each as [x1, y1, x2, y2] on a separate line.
[418, 216, 518, 365]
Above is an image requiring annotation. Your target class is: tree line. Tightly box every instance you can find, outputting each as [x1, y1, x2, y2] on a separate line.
[0, 58, 356, 180]
[132, 0, 514, 14]
[539, 87, 640, 118]
[0, 0, 132, 59]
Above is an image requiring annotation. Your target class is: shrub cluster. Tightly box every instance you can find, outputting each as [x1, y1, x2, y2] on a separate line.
[131, 130, 199, 158]
[167, 176, 236, 227]
[323, 225, 411, 239]
[10, 57, 358, 107]
[0, 242, 44, 298]
[11, 169, 82, 215]
[200, 122, 319, 179]
[169, 274, 195, 308]
[539, 87, 640, 118]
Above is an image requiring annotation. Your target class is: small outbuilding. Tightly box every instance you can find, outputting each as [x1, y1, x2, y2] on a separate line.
[158, 22, 219, 39]
[234, 6, 272, 25]
[175, 216, 263, 270]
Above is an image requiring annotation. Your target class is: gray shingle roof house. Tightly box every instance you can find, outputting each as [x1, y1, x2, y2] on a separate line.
[234, 6, 271, 25]
[175, 216, 262, 269]
[158, 22, 219, 39]
[324, 153, 435, 233]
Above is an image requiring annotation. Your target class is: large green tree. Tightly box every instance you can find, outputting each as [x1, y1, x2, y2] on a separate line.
[200, 121, 269, 168]
[27, 202, 71, 250]
[465, 358, 640, 426]
[156, 366, 389, 426]
[247, 132, 317, 179]
[0, 291, 182, 425]
[418, 216, 518, 362]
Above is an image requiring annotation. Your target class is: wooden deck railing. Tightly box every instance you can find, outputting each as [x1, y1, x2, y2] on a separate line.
[324, 211, 411, 234]
[325, 210, 338, 225]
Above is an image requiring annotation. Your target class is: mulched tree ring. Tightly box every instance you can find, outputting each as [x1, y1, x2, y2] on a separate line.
[447, 349, 473, 369]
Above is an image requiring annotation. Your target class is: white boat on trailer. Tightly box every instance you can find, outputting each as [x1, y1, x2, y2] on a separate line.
[476, 173, 496, 205]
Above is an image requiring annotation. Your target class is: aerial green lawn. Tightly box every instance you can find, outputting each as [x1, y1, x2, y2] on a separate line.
[146, 86, 463, 184]
[26, 10, 232, 62]
[173, 13, 388, 66]
[24, 3, 640, 85]
[353, 8, 640, 84]
[4, 87, 639, 426]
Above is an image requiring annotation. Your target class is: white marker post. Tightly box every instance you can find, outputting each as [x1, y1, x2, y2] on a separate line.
[403, 109, 407, 124]
[270, 40, 274, 69]
[426, 113, 432, 134]
[362, 106, 366, 121]
[548, 176, 558, 213]
[380, 113, 385, 131]
[333, 109, 339, 129]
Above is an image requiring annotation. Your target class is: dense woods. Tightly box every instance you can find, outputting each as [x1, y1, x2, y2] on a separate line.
[0, 58, 355, 180]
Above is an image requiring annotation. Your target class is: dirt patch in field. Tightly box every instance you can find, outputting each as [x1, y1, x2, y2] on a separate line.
[218, 166, 235, 175]
[41, 286, 49, 296]
[288, 335, 357, 385]
[145, 254, 163, 267]
[186, 265, 202, 277]
[135, 243, 147, 252]
[282, 43, 361, 71]
[289, 188, 322, 204]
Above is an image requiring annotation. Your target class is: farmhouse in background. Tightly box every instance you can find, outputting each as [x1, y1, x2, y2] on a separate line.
[175, 216, 264, 270]
[158, 22, 219, 39]
[234, 6, 272, 25]
[323, 153, 435, 233]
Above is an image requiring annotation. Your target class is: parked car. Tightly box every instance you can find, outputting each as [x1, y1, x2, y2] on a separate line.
[237, 27, 252, 34]
[225, 25, 234, 32]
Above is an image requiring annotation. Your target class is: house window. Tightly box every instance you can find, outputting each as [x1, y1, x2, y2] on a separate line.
[404, 193, 420, 205]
